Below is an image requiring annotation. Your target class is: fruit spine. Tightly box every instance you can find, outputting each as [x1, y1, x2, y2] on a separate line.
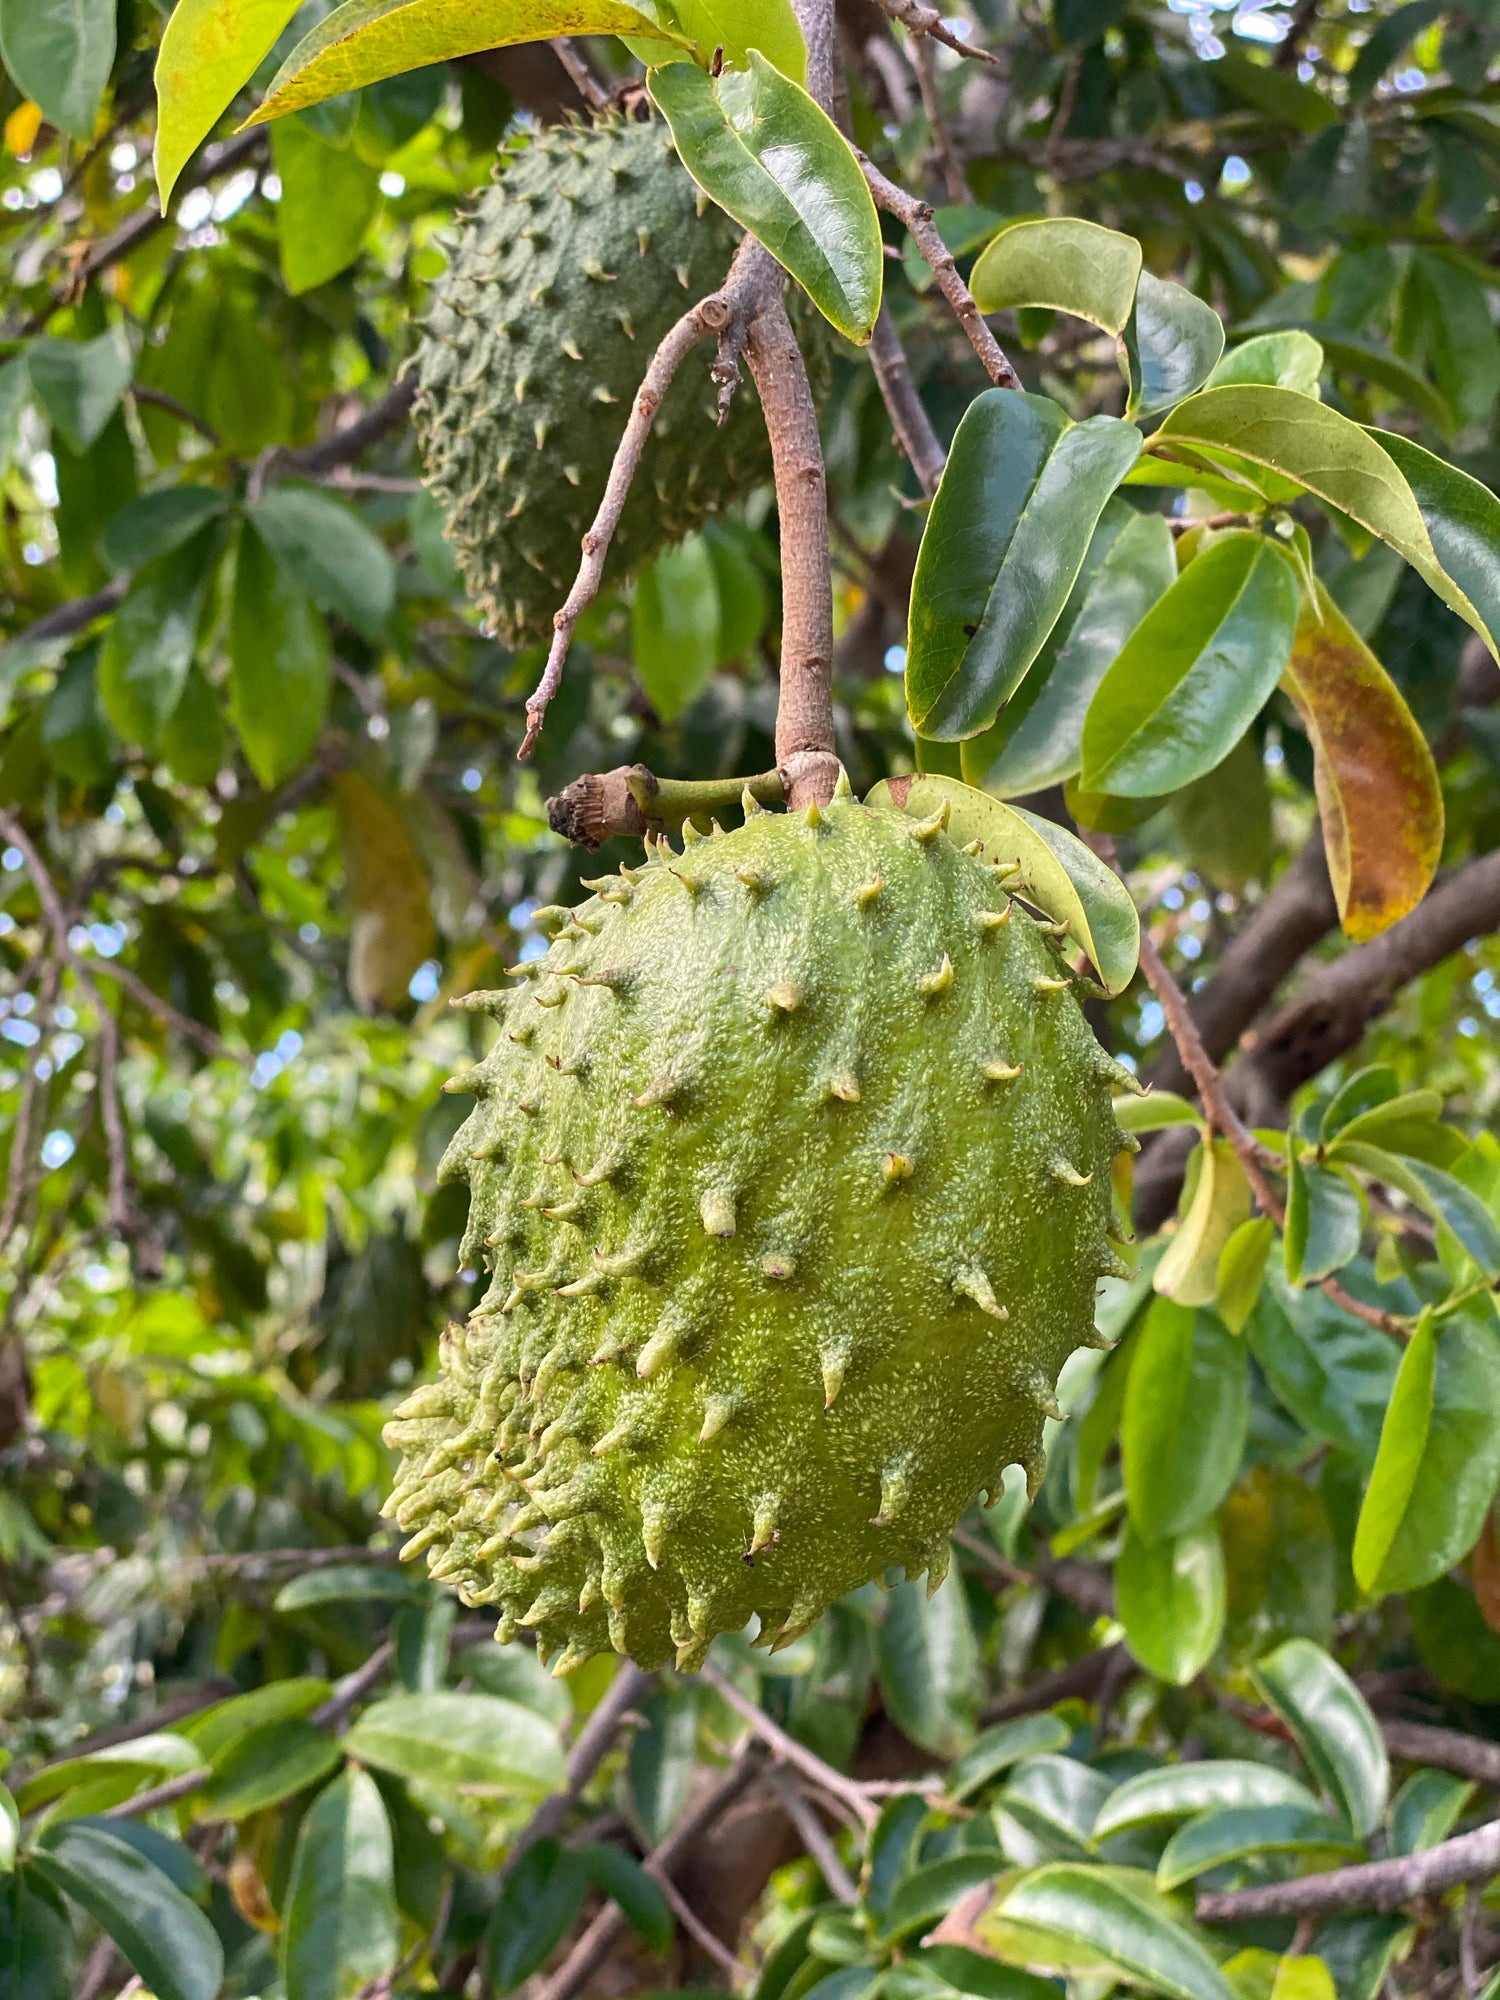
[384, 789, 1137, 1672]
[414, 114, 788, 649]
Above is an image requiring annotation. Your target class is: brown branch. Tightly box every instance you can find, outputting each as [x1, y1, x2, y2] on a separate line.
[982, 1644, 1133, 1726]
[1197, 1817, 1500, 1924]
[699, 1663, 879, 1827]
[548, 38, 612, 114]
[874, 0, 999, 62]
[105, 1768, 207, 1820]
[130, 383, 221, 447]
[868, 301, 947, 497]
[767, 1769, 860, 1904]
[1381, 1719, 1500, 1791]
[858, 155, 1022, 391]
[2, 579, 128, 655]
[271, 376, 418, 481]
[656, 1869, 751, 1987]
[535, 1747, 766, 2000]
[312, 1639, 395, 1730]
[909, 33, 969, 202]
[499, 1663, 653, 1886]
[81, 955, 235, 1062]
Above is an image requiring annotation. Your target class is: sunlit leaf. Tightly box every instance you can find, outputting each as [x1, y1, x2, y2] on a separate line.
[1123, 1296, 1247, 1541]
[1093, 1760, 1319, 1842]
[948, 1715, 1072, 1804]
[155, 0, 302, 204]
[1000, 1866, 1235, 2000]
[1216, 1216, 1275, 1335]
[1154, 1139, 1253, 1308]
[271, 116, 382, 294]
[1117, 1520, 1227, 1684]
[1207, 330, 1324, 397]
[1367, 427, 1500, 657]
[342, 1691, 566, 1794]
[1280, 579, 1443, 941]
[970, 219, 1142, 337]
[1251, 1638, 1388, 1837]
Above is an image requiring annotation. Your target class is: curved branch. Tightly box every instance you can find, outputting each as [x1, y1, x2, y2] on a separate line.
[1197, 1815, 1500, 1923]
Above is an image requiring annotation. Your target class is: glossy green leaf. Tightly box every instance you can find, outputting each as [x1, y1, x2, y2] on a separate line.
[1280, 580, 1443, 942]
[1113, 1090, 1201, 1135]
[27, 333, 133, 454]
[947, 1714, 1071, 1804]
[0, 0, 116, 141]
[97, 533, 215, 755]
[875, 1568, 979, 1759]
[272, 116, 382, 294]
[485, 1839, 592, 1993]
[576, 1842, 674, 1954]
[155, 0, 303, 205]
[69, 1820, 207, 1904]
[1354, 1307, 1500, 1596]
[1247, 1271, 1399, 1468]
[648, 55, 882, 343]
[999, 1756, 1113, 1861]
[1323, 1088, 1443, 1156]
[1251, 1638, 1388, 1837]
[963, 510, 1176, 799]
[1284, 1157, 1363, 1286]
[1366, 428, 1500, 657]
[16, 1735, 206, 1815]
[1081, 532, 1297, 797]
[250, 485, 396, 639]
[1157, 1803, 1361, 1891]
[1125, 273, 1225, 418]
[999, 1865, 1235, 2000]
[1207, 331, 1324, 397]
[631, 0, 807, 78]
[970, 220, 1142, 337]
[1116, 1519, 1226, 1684]
[634, 535, 720, 723]
[175, 1677, 333, 1760]
[99, 488, 229, 576]
[0, 1787, 15, 1873]
[1155, 1138, 1253, 1308]
[1320, 1067, 1401, 1143]
[865, 774, 1140, 994]
[1216, 1217, 1275, 1334]
[1223, 1950, 1337, 2000]
[282, 1767, 398, 2000]
[882, 1852, 1009, 1941]
[275, 1564, 424, 1611]
[907, 390, 1141, 740]
[910, 1943, 1059, 2000]
[1093, 1760, 1319, 1841]
[253, 0, 688, 126]
[199, 1718, 342, 1820]
[1333, 1144, 1500, 1277]
[31, 1824, 223, 2000]
[1152, 386, 1492, 648]
[342, 1691, 566, 1795]
[625, 1689, 698, 1844]
[229, 521, 331, 789]
[1388, 1768, 1475, 1857]
[1123, 1296, 1248, 1542]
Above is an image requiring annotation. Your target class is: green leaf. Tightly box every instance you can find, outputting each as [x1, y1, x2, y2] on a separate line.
[1280, 579, 1443, 942]
[948, 1715, 1072, 1804]
[1212, 49, 1338, 133]
[1113, 1091, 1201, 1135]
[634, 535, 721, 723]
[342, 1691, 566, 1795]
[864, 774, 1139, 994]
[1365, 428, 1500, 658]
[276, 1565, 425, 1612]
[0, 1786, 16, 1873]
[1247, 1271, 1399, 1468]
[906, 391, 1142, 741]
[250, 485, 396, 638]
[72, 1820, 207, 1903]
[253, 0, 689, 126]
[43, 650, 117, 790]
[1125, 273, 1225, 418]
[1156, 1804, 1361, 1892]
[576, 1842, 674, 1955]
[16, 1736, 207, 1815]
[1154, 1139, 1254, 1308]
[999, 1865, 1236, 2000]
[99, 488, 229, 576]
[1354, 1308, 1500, 1596]
[1333, 1144, 1500, 1277]
[1123, 1296, 1248, 1542]
[1093, 1761, 1320, 1842]
[155, 0, 303, 205]
[963, 510, 1177, 800]
[1080, 533, 1298, 797]
[625, 1690, 699, 1845]
[633, 0, 807, 79]
[282, 1767, 398, 2000]
[97, 532, 215, 755]
[175, 1677, 333, 1761]
[875, 1568, 979, 1760]
[1216, 1217, 1275, 1335]
[30, 1824, 223, 2000]
[161, 668, 227, 790]
[485, 1840, 592, 1993]
[0, 1871, 74, 1999]
[882, 1854, 1009, 1943]
[999, 1756, 1113, 1861]
[1207, 331, 1324, 397]
[0, 0, 116, 140]
[1116, 1519, 1226, 1684]
[1251, 1638, 1388, 1837]
[1152, 386, 1492, 649]
[970, 220, 1143, 338]
[27, 334, 133, 454]
[1348, 3, 1442, 98]
[199, 1718, 342, 1820]
[229, 521, 331, 789]
[1284, 1158, 1363, 1286]
[1319, 1067, 1401, 1144]
[647, 55, 882, 343]
[910, 1943, 1060, 2000]
[271, 116, 382, 294]
[1388, 1768, 1475, 1857]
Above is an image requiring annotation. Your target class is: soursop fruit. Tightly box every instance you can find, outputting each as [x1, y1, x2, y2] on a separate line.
[384, 787, 1137, 1672]
[414, 113, 799, 648]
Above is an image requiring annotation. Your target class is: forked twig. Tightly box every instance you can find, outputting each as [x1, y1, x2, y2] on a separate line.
[876, 0, 999, 64]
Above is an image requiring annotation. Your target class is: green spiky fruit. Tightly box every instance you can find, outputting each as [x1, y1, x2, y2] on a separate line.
[414, 114, 801, 648]
[384, 790, 1136, 1673]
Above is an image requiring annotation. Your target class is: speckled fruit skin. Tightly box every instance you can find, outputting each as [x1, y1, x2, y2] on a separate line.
[413, 114, 802, 648]
[383, 792, 1135, 1674]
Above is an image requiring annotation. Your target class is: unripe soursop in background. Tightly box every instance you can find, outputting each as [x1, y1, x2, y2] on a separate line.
[414, 113, 801, 648]
[384, 789, 1137, 1672]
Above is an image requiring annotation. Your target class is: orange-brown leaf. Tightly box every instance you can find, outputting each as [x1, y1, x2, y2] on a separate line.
[1281, 579, 1443, 942]
[1473, 1503, 1500, 1636]
[333, 771, 436, 1014]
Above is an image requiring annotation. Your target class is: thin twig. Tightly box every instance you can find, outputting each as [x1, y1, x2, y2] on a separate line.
[698, 1663, 878, 1828]
[549, 39, 612, 114]
[499, 1663, 654, 1886]
[1197, 1816, 1500, 1923]
[909, 33, 969, 203]
[80, 956, 236, 1062]
[656, 1869, 750, 1987]
[130, 383, 221, 447]
[858, 155, 1022, 391]
[868, 302, 946, 496]
[875, 0, 999, 62]
[313, 1639, 395, 1731]
[355, 1876, 455, 2000]
[105, 1768, 207, 1820]
[768, 1768, 860, 1904]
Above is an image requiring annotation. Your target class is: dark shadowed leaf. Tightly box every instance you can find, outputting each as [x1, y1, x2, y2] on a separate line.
[1247, 1272, 1399, 1469]
[99, 489, 229, 575]
[625, 1689, 699, 1845]
[577, 1842, 674, 1954]
[485, 1839, 591, 1993]
[250, 485, 396, 638]
[31, 1824, 223, 2000]
[875, 1570, 979, 1759]
[97, 531, 216, 754]
[1125, 273, 1225, 417]
[229, 521, 331, 788]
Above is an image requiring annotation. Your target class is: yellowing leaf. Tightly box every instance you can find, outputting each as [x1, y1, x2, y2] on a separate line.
[1281, 579, 1443, 941]
[1155, 1139, 1254, 1308]
[155, 0, 303, 207]
[333, 772, 436, 1014]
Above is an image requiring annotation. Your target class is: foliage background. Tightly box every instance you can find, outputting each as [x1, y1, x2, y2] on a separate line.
[3, 0, 1500, 1995]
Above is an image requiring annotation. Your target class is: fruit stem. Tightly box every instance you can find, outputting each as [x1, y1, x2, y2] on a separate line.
[546, 766, 786, 848]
